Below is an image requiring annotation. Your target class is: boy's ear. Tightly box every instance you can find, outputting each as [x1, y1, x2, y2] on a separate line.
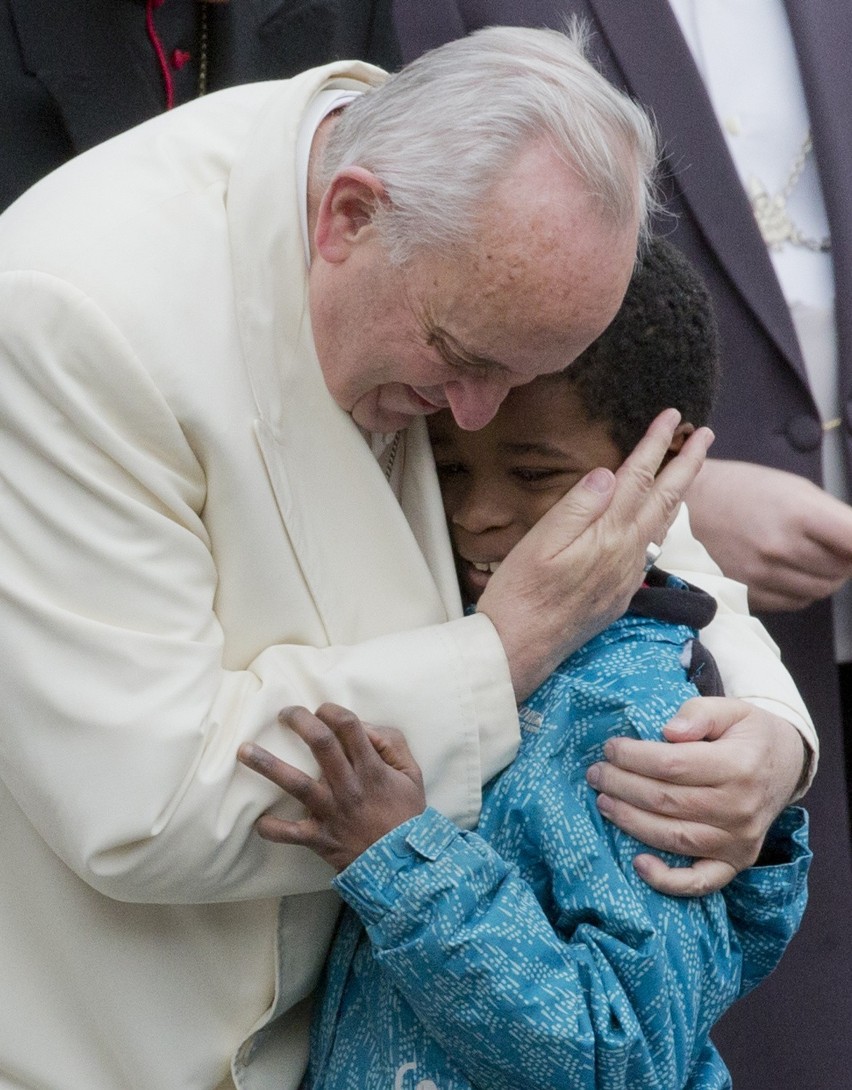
[662, 422, 696, 464]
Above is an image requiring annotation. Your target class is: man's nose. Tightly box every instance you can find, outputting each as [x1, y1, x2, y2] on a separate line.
[442, 375, 511, 431]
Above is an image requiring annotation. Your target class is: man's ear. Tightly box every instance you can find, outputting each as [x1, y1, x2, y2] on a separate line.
[662, 422, 696, 464]
[314, 167, 388, 264]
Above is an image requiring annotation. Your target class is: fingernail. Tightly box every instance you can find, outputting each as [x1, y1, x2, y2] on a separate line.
[586, 762, 601, 788]
[665, 716, 691, 737]
[582, 467, 615, 494]
[633, 855, 651, 878]
[240, 743, 270, 768]
[596, 793, 613, 816]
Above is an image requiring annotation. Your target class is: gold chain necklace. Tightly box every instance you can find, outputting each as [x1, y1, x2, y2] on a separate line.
[383, 432, 402, 481]
[197, 1, 209, 97]
[746, 132, 830, 253]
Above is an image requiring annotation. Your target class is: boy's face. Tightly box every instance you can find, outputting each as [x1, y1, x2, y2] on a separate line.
[428, 377, 622, 605]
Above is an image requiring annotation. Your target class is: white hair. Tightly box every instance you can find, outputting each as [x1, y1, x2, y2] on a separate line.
[319, 23, 659, 264]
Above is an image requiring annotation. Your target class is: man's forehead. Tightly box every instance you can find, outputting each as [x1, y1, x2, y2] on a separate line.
[413, 231, 635, 375]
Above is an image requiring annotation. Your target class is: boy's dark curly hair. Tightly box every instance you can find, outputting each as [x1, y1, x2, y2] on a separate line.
[565, 235, 720, 458]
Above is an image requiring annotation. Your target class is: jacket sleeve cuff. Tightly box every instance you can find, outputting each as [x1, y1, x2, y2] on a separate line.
[728, 806, 811, 912]
[332, 807, 496, 935]
[442, 612, 520, 787]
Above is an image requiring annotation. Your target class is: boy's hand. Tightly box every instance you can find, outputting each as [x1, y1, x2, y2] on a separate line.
[238, 703, 426, 872]
[585, 697, 808, 896]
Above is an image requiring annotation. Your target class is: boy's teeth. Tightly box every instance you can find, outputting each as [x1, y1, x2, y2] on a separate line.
[471, 560, 501, 574]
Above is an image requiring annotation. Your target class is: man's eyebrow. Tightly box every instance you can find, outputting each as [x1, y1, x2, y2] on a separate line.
[427, 324, 508, 373]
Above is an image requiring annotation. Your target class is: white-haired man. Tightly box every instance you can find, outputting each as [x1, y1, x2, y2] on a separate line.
[0, 27, 812, 1090]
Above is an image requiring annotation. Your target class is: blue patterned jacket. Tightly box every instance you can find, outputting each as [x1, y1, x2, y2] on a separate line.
[305, 575, 811, 1090]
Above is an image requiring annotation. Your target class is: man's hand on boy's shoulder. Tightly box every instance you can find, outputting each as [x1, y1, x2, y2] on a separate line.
[585, 696, 808, 897]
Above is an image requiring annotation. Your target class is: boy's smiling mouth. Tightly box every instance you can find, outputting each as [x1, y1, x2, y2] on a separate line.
[470, 560, 502, 574]
[456, 555, 506, 603]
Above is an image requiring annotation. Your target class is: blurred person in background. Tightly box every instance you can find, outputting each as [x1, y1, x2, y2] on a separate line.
[0, 0, 400, 211]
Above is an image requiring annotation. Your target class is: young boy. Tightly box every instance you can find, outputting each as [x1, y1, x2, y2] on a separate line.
[240, 239, 810, 1089]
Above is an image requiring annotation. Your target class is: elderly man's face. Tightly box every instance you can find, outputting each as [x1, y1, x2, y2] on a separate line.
[310, 143, 638, 434]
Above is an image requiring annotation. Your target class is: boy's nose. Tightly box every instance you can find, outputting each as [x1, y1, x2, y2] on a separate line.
[451, 484, 513, 535]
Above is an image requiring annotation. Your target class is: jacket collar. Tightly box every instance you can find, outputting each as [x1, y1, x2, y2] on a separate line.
[225, 64, 463, 642]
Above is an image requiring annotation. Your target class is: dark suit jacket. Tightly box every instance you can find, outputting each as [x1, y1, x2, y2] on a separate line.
[395, 4, 852, 1089]
[0, 0, 400, 211]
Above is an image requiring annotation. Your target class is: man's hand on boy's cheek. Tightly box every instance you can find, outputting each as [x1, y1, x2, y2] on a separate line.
[585, 697, 807, 897]
[479, 411, 713, 701]
[238, 703, 426, 873]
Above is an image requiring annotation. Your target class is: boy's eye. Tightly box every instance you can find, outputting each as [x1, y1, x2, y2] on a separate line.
[512, 467, 565, 485]
[435, 462, 468, 478]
